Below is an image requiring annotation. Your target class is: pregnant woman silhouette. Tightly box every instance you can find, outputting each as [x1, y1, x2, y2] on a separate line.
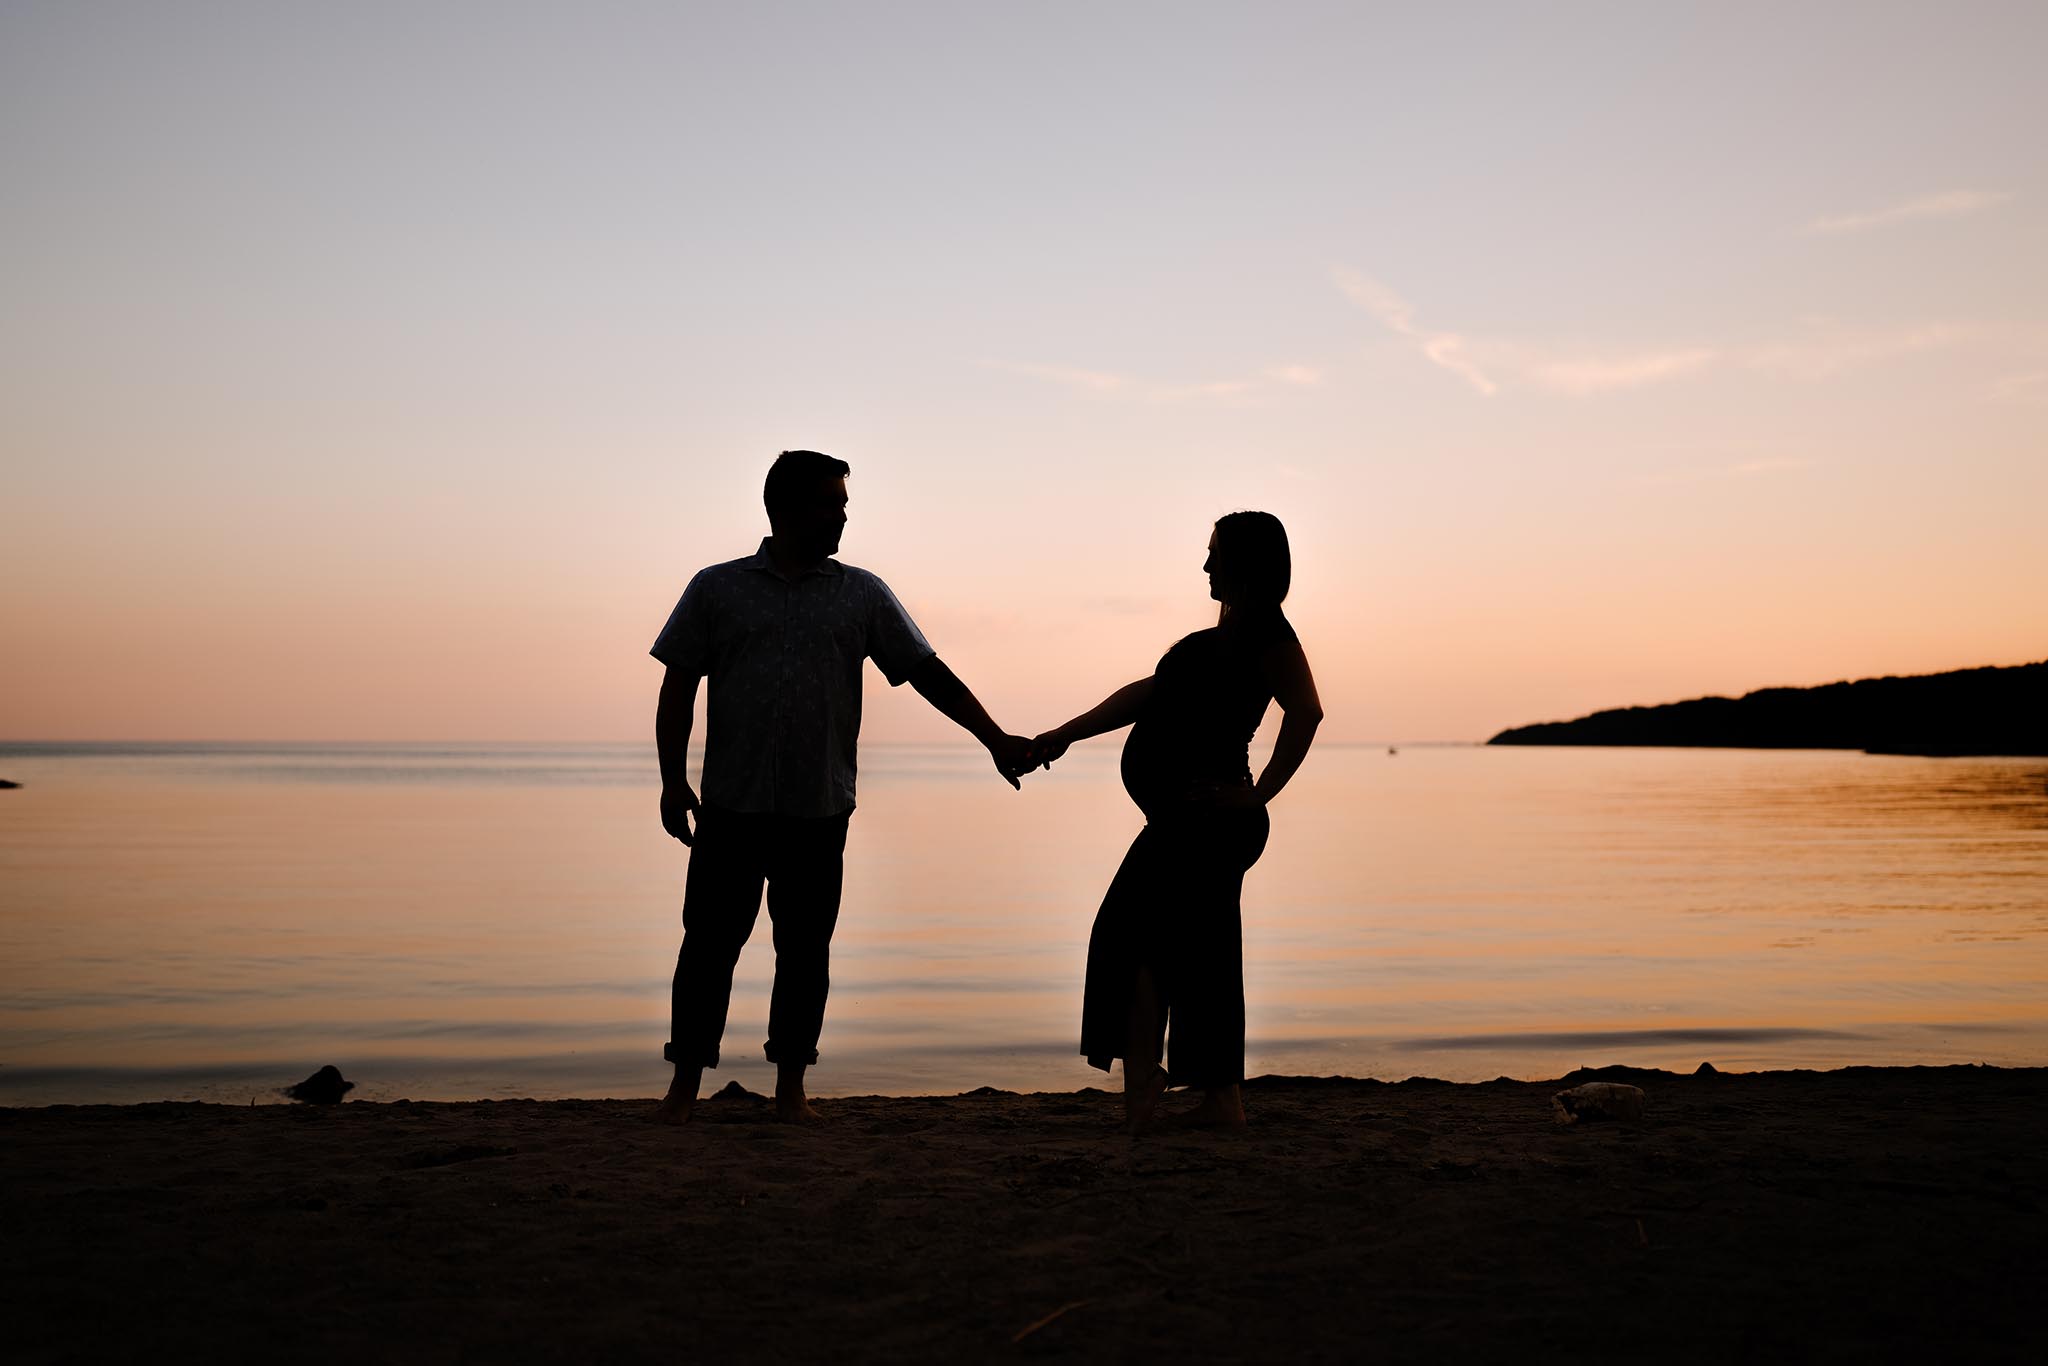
[1035, 512, 1322, 1132]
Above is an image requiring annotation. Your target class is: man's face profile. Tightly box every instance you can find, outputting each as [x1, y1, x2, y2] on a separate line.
[783, 476, 848, 559]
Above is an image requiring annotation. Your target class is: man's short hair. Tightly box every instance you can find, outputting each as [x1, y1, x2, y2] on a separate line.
[764, 450, 852, 521]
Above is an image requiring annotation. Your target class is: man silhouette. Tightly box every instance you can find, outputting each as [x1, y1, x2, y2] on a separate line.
[650, 450, 1033, 1124]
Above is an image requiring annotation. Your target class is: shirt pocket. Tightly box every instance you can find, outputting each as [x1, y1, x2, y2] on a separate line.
[825, 618, 867, 661]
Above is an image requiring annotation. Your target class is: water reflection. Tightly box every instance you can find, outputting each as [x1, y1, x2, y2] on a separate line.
[1, 743, 2044, 1102]
[1395, 1026, 1868, 1051]
[1608, 753, 2048, 832]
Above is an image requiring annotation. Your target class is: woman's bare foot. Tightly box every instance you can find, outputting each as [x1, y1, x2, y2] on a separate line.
[1123, 1061, 1170, 1134]
[1161, 1085, 1247, 1131]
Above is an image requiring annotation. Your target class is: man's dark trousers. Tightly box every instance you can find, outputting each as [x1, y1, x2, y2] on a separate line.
[666, 806, 852, 1069]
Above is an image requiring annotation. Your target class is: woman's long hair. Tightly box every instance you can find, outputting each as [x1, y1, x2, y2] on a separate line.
[1213, 511, 1291, 621]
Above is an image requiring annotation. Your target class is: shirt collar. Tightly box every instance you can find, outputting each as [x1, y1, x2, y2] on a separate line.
[745, 537, 844, 580]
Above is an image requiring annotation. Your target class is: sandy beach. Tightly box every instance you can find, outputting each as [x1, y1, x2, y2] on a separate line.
[5, 1064, 2042, 1363]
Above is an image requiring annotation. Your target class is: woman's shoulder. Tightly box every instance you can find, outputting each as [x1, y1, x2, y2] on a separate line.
[1226, 607, 1296, 646]
[1162, 625, 1220, 655]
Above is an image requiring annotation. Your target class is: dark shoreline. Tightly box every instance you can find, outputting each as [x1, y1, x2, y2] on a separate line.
[6, 1064, 2043, 1362]
[1489, 658, 2048, 756]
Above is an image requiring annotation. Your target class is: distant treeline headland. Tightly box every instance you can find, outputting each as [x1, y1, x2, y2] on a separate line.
[1489, 660, 2048, 757]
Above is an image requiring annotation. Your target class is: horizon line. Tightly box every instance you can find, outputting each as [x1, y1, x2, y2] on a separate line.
[0, 737, 1487, 750]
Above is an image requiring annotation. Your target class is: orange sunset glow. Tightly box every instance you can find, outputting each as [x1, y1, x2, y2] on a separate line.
[4, 8, 2047, 1359]
[3, 6, 2044, 745]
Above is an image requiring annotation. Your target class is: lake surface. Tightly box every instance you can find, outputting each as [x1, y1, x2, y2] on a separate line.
[2, 742, 2044, 1104]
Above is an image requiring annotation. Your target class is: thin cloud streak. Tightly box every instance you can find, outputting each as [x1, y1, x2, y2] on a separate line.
[1010, 276, 1972, 410]
[1524, 348, 1718, 395]
[1332, 268, 1498, 395]
[1337, 269, 1715, 397]
[1988, 371, 2047, 400]
[1802, 189, 2013, 235]
[1630, 456, 1815, 488]
[982, 360, 1315, 403]
[978, 359, 1130, 393]
[1150, 379, 1254, 401]
[1744, 324, 1962, 379]
[1264, 364, 1326, 386]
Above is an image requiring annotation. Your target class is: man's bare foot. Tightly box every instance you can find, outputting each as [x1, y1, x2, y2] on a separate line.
[649, 1092, 696, 1126]
[774, 1093, 822, 1124]
[1123, 1062, 1170, 1134]
[649, 1065, 702, 1125]
[773, 1061, 820, 1124]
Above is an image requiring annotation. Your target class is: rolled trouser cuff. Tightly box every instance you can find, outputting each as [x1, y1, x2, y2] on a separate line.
[664, 1041, 720, 1068]
[762, 1041, 819, 1067]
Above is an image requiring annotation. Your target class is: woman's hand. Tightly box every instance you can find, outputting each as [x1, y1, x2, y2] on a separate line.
[1031, 729, 1070, 769]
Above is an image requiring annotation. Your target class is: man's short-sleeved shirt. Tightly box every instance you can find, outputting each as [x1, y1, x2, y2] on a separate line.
[651, 539, 935, 817]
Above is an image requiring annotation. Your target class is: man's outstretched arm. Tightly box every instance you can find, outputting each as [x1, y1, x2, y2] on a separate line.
[656, 667, 702, 843]
[908, 655, 1032, 789]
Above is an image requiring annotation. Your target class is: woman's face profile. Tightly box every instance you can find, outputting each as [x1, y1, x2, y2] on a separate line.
[1204, 530, 1235, 604]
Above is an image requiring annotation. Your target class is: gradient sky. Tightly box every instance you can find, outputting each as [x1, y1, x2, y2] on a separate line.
[4, 1, 2044, 743]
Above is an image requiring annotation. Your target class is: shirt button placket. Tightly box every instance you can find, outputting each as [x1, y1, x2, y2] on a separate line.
[774, 579, 795, 811]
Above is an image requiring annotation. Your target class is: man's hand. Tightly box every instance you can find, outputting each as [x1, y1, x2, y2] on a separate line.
[1031, 730, 1070, 770]
[987, 734, 1035, 789]
[661, 783, 701, 845]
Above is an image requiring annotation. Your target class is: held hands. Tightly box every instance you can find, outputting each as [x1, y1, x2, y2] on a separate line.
[989, 729, 1072, 788]
[660, 782, 700, 845]
[987, 733, 1035, 789]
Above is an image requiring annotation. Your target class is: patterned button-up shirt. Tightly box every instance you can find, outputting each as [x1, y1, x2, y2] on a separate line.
[651, 539, 935, 817]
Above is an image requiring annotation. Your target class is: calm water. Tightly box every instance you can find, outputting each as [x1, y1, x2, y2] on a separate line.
[2, 741, 2045, 1104]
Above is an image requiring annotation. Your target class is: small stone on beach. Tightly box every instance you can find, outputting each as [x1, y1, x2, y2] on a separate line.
[1551, 1081, 1646, 1125]
[709, 1080, 767, 1103]
[284, 1065, 355, 1105]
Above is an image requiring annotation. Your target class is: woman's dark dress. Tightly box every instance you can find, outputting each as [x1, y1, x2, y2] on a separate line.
[1079, 610, 1293, 1087]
